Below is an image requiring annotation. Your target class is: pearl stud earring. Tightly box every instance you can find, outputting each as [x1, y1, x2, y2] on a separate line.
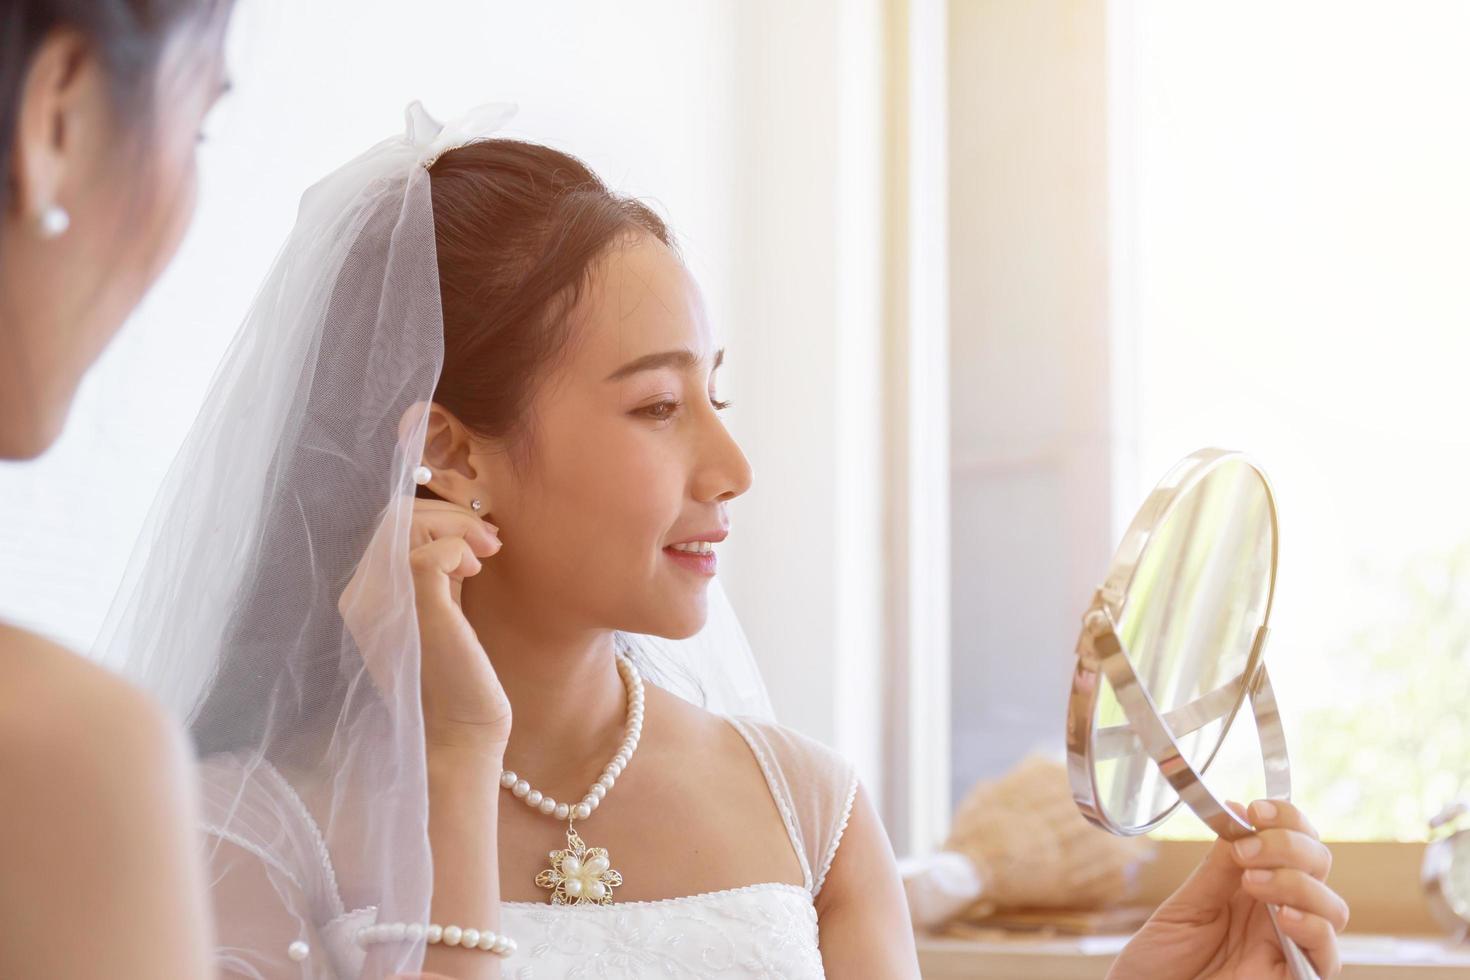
[413, 465, 432, 486]
[37, 204, 70, 239]
[470, 499, 483, 512]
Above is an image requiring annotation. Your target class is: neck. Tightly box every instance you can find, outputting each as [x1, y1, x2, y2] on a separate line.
[458, 574, 630, 788]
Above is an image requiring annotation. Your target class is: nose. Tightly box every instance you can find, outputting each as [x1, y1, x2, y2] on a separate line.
[693, 408, 753, 504]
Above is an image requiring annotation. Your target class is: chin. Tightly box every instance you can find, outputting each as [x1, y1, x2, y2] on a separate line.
[638, 590, 710, 641]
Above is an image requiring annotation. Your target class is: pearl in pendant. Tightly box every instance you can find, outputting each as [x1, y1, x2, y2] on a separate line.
[565, 877, 584, 898]
[587, 879, 607, 901]
[287, 940, 310, 961]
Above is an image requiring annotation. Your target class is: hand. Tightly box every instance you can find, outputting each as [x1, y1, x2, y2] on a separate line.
[1108, 800, 1349, 979]
[340, 497, 511, 749]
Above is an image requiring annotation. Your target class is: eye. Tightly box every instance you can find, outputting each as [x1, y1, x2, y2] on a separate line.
[637, 400, 681, 421]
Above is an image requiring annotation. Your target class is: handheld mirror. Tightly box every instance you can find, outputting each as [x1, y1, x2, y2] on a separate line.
[1065, 448, 1317, 980]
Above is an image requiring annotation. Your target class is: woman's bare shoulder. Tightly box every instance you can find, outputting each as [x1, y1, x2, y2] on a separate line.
[0, 621, 181, 775]
[0, 624, 214, 977]
[642, 681, 744, 746]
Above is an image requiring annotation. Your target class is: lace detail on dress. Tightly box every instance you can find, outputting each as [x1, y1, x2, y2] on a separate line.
[255, 761, 346, 920]
[726, 717, 815, 891]
[814, 775, 860, 895]
[496, 883, 822, 979]
[726, 715, 861, 901]
[199, 822, 307, 895]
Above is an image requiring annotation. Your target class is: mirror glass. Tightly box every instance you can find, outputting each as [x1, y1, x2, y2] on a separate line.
[1091, 458, 1274, 830]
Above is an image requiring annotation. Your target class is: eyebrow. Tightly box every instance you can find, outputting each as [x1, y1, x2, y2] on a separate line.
[604, 347, 724, 382]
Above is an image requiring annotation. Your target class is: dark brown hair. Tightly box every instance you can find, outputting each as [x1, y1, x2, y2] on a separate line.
[422, 138, 673, 460]
[0, 0, 231, 218]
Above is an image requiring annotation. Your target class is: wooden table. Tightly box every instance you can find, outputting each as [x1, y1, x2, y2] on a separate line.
[916, 932, 1470, 979]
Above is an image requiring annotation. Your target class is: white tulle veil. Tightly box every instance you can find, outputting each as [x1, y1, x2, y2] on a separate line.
[94, 102, 773, 977]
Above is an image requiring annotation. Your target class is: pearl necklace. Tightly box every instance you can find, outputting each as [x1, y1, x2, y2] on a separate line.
[498, 652, 643, 905]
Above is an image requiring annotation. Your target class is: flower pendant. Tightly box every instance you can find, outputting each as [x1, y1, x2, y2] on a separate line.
[535, 824, 623, 906]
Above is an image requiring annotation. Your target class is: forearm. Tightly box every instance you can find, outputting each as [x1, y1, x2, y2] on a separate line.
[421, 741, 505, 979]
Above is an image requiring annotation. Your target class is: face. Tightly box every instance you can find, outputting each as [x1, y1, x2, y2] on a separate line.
[0, 24, 230, 459]
[471, 234, 753, 640]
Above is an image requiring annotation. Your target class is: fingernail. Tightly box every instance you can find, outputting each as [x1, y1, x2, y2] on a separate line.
[1244, 869, 1273, 884]
[1250, 799, 1278, 822]
[1280, 906, 1303, 921]
[1234, 837, 1263, 859]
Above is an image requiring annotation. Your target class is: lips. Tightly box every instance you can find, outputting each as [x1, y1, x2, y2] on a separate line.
[665, 529, 729, 548]
[662, 529, 725, 576]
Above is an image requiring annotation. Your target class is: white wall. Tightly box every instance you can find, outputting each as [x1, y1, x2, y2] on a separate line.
[718, 0, 889, 803]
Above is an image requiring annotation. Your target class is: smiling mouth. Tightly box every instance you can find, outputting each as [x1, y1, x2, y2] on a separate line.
[663, 542, 719, 575]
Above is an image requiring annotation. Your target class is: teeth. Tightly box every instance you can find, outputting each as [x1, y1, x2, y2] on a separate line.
[671, 541, 715, 554]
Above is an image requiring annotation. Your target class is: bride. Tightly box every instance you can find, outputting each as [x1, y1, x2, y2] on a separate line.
[102, 104, 1347, 979]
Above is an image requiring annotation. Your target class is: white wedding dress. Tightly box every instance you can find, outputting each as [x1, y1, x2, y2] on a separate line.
[199, 714, 860, 979]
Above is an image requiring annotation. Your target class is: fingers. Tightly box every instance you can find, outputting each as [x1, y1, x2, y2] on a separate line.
[1248, 798, 1320, 841]
[410, 502, 500, 557]
[1231, 826, 1332, 882]
[1274, 905, 1343, 978]
[1239, 867, 1350, 933]
[409, 536, 483, 585]
[1230, 801, 1346, 975]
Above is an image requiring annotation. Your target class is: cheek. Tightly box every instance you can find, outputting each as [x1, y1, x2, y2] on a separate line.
[520, 421, 679, 565]
[85, 134, 200, 336]
[138, 138, 202, 283]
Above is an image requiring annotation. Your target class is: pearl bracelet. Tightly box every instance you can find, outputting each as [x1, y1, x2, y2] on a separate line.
[354, 921, 517, 956]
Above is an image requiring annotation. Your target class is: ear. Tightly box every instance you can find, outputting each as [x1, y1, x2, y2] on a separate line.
[420, 403, 490, 509]
[8, 29, 97, 223]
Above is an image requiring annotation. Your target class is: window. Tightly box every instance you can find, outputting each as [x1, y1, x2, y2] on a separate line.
[949, 0, 1468, 845]
[1118, 1, 1470, 840]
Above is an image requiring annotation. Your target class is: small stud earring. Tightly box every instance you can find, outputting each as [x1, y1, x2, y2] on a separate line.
[413, 465, 432, 486]
[470, 499, 483, 512]
[37, 204, 70, 239]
